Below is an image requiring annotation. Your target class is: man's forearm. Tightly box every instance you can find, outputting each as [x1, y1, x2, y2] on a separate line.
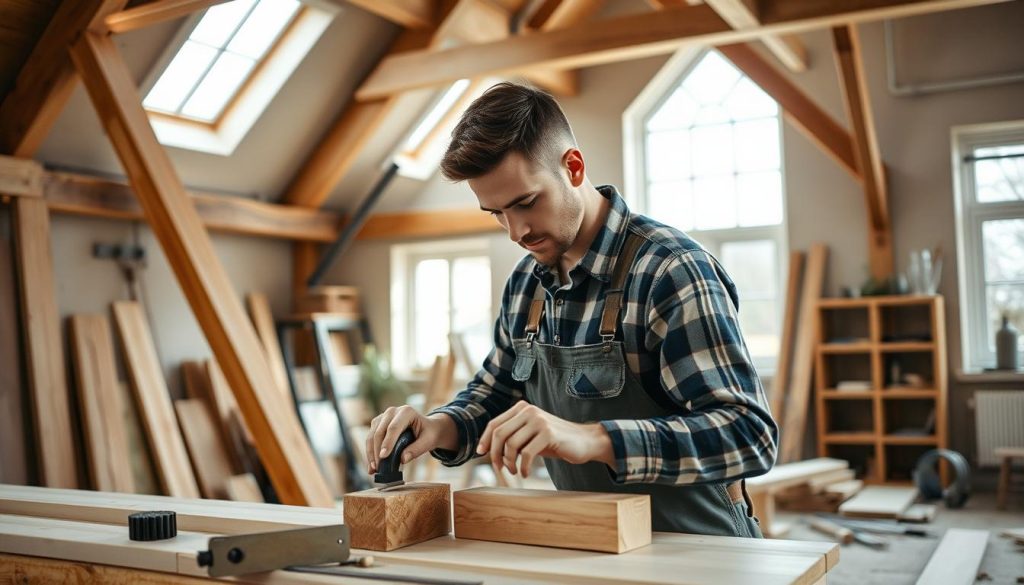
[427, 412, 460, 451]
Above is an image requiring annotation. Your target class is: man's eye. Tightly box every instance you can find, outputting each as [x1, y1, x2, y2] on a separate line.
[518, 198, 536, 209]
[489, 210, 502, 217]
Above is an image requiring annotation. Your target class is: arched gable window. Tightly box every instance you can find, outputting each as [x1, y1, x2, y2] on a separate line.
[625, 49, 787, 374]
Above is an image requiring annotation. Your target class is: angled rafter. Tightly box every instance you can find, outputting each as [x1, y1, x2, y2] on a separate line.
[345, 0, 436, 29]
[70, 30, 334, 507]
[717, 43, 858, 178]
[703, 0, 807, 71]
[356, 0, 1011, 99]
[0, 0, 128, 157]
[519, 0, 610, 96]
[832, 25, 891, 278]
[104, 0, 229, 34]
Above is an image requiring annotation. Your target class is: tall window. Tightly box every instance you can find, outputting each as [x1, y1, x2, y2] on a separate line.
[953, 121, 1024, 370]
[391, 240, 492, 374]
[144, 0, 301, 122]
[629, 49, 786, 373]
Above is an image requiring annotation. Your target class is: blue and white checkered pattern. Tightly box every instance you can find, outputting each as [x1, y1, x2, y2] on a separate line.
[431, 185, 778, 486]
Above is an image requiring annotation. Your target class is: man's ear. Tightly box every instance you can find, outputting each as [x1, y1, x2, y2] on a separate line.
[563, 148, 585, 187]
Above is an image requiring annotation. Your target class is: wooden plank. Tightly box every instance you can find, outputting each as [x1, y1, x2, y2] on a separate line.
[770, 250, 803, 421]
[0, 0, 128, 157]
[716, 43, 858, 179]
[344, 483, 452, 551]
[70, 31, 333, 507]
[838, 486, 917, 519]
[746, 458, 848, 494]
[704, 0, 807, 71]
[174, 398, 234, 499]
[779, 243, 827, 463]
[345, 0, 435, 28]
[373, 533, 830, 585]
[453, 487, 651, 553]
[68, 314, 136, 494]
[43, 171, 342, 243]
[225, 473, 264, 502]
[179, 360, 211, 403]
[104, 0, 229, 34]
[0, 484, 337, 535]
[12, 197, 78, 488]
[246, 292, 291, 402]
[355, 0, 1011, 99]
[0, 553, 216, 585]
[0, 230, 29, 485]
[0, 156, 43, 197]
[832, 25, 892, 279]
[915, 529, 989, 585]
[112, 301, 201, 499]
[205, 359, 257, 475]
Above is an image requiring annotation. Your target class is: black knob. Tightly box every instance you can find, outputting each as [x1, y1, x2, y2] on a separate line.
[128, 511, 177, 541]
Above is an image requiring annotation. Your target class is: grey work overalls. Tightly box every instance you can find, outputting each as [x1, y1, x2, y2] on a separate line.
[510, 232, 762, 537]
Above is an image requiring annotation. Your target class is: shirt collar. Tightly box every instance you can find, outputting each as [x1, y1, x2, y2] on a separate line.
[532, 184, 631, 284]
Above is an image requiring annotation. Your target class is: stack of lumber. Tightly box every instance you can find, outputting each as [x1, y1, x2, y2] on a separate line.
[745, 457, 857, 537]
[775, 471, 862, 513]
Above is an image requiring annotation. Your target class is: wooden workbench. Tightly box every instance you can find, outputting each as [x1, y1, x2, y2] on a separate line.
[0, 484, 838, 584]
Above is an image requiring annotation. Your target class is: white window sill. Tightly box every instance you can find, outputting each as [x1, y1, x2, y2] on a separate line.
[955, 368, 1024, 383]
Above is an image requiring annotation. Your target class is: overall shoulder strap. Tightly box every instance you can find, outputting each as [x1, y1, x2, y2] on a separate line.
[599, 232, 645, 340]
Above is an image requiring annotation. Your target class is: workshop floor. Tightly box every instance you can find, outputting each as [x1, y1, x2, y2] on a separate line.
[778, 493, 1024, 584]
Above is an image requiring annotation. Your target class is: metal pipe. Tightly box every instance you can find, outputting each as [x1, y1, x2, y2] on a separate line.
[306, 161, 400, 288]
[884, 19, 1024, 97]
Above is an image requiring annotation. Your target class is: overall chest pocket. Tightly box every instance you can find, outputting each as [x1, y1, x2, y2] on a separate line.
[567, 359, 625, 400]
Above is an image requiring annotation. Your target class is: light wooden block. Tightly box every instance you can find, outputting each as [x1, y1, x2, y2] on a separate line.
[344, 483, 451, 551]
[453, 487, 651, 553]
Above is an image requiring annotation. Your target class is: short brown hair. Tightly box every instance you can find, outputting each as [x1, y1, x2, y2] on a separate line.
[440, 82, 576, 181]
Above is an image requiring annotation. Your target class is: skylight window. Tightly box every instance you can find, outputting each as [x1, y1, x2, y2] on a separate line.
[143, 0, 301, 123]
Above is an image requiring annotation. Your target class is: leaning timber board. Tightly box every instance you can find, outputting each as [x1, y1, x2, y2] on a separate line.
[915, 529, 989, 585]
[838, 486, 918, 519]
[0, 514, 837, 585]
[68, 314, 135, 493]
[453, 487, 650, 553]
[113, 301, 200, 498]
[174, 398, 234, 499]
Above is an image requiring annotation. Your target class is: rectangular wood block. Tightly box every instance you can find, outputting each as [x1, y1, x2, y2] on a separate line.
[343, 483, 451, 551]
[453, 487, 651, 553]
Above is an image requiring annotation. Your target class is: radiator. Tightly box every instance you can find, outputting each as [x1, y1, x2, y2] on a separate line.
[975, 390, 1024, 467]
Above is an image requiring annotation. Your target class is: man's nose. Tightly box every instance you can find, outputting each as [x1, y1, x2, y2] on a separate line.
[507, 215, 529, 243]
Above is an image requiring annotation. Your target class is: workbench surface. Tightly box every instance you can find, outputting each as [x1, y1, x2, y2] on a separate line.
[0, 484, 837, 585]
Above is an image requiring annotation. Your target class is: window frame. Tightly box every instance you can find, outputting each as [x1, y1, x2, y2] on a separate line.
[623, 46, 789, 376]
[952, 119, 1024, 370]
[138, 1, 337, 155]
[390, 238, 492, 375]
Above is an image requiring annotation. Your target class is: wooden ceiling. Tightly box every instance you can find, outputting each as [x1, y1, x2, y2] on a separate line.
[0, 1, 61, 105]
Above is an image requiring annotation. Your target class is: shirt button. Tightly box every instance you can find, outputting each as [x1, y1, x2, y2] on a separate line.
[554, 335, 561, 345]
[555, 299, 563, 306]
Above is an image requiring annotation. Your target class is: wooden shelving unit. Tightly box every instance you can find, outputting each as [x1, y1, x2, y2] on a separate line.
[814, 295, 947, 484]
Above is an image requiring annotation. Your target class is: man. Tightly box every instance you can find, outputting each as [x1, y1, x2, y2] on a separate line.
[366, 82, 776, 537]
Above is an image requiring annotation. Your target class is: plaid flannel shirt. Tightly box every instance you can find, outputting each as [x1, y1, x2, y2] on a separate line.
[431, 185, 778, 485]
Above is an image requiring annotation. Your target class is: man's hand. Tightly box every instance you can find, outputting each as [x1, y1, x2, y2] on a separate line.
[476, 401, 614, 478]
[366, 406, 458, 474]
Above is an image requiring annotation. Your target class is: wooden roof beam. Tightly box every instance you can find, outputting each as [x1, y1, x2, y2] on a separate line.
[70, 30, 335, 507]
[104, 0, 230, 34]
[0, 0, 128, 157]
[355, 0, 1012, 99]
[703, 0, 808, 72]
[832, 25, 892, 278]
[717, 43, 858, 179]
[345, 0, 437, 29]
[517, 1, 610, 97]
